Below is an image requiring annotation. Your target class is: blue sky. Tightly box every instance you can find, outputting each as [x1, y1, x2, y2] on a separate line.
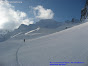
[0, 0, 86, 30]
[11, 0, 86, 22]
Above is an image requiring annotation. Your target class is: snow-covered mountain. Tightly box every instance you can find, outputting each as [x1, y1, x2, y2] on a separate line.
[36, 19, 63, 28]
[0, 30, 11, 42]
[0, 21, 88, 66]
[65, 18, 80, 23]
[11, 19, 60, 34]
[0, 19, 80, 42]
[8, 19, 80, 40]
[8, 19, 63, 40]
[0, 30, 10, 34]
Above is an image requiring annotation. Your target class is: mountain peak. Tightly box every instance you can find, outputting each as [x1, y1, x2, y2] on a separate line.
[81, 0, 88, 21]
[39, 19, 56, 22]
[18, 24, 28, 29]
[35, 19, 62, 28]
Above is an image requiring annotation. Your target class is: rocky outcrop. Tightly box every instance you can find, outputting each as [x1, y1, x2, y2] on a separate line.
[81, 0, 88, 21]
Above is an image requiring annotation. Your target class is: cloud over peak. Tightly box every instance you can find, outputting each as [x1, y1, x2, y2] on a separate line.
[0, 1, 54, 30]
[33, 5, 54, 19]
[0, 1, 33, 30]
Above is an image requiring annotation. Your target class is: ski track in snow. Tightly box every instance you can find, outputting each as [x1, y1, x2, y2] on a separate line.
[10, 27, 40, 66]
[16, 46, 20, 66]
[11, 32, 22, 38]
[16, 44, 22, 66]
[25, 27, 40, 35]
[16, 42, 26, 66]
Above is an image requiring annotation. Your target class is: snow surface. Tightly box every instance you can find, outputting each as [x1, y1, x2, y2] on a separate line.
[0, 22, 88, 66]
[25, 27, 40, 35]
[11, 32, 22, 38]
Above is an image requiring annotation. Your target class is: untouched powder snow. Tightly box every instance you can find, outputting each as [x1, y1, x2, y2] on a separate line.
[0, 22, 88, 66]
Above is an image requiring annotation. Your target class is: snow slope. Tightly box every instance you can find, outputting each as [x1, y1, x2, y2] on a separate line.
[0, 22, 88, 66]
[11, 32, 22, 38]
[25, 27, 40, 35]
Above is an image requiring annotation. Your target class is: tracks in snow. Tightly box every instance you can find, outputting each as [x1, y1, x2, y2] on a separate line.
[16, 43, 24, 66]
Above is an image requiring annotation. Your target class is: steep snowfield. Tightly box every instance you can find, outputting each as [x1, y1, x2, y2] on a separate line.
[0, 22, 88, 66]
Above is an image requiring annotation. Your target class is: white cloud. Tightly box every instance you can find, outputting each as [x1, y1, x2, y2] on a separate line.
[0, 1, 54, 31]
[33, 5, 54, 19]
[22, 18, 34, 25]
[0, 1, 34, 30]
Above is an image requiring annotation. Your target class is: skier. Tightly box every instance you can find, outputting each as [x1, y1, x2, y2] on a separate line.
[65, 27, 68, 29]
[24, 39, 25, 42]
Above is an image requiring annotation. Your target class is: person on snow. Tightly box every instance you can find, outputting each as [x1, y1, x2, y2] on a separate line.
[24, 39, 25, 42]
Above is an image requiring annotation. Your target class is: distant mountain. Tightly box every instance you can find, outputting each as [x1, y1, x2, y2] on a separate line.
[65, 18, 80, 23]
[11, 19, 63, 36]
[0, 30, 10, 34]
[71, 18, 80, 23]
[18, 19, 62, 29]
[36, 19, 62, 28]
[8, 19, 63, 39]
[0, 30, 11, 42]
[0, 19, 80, 42]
